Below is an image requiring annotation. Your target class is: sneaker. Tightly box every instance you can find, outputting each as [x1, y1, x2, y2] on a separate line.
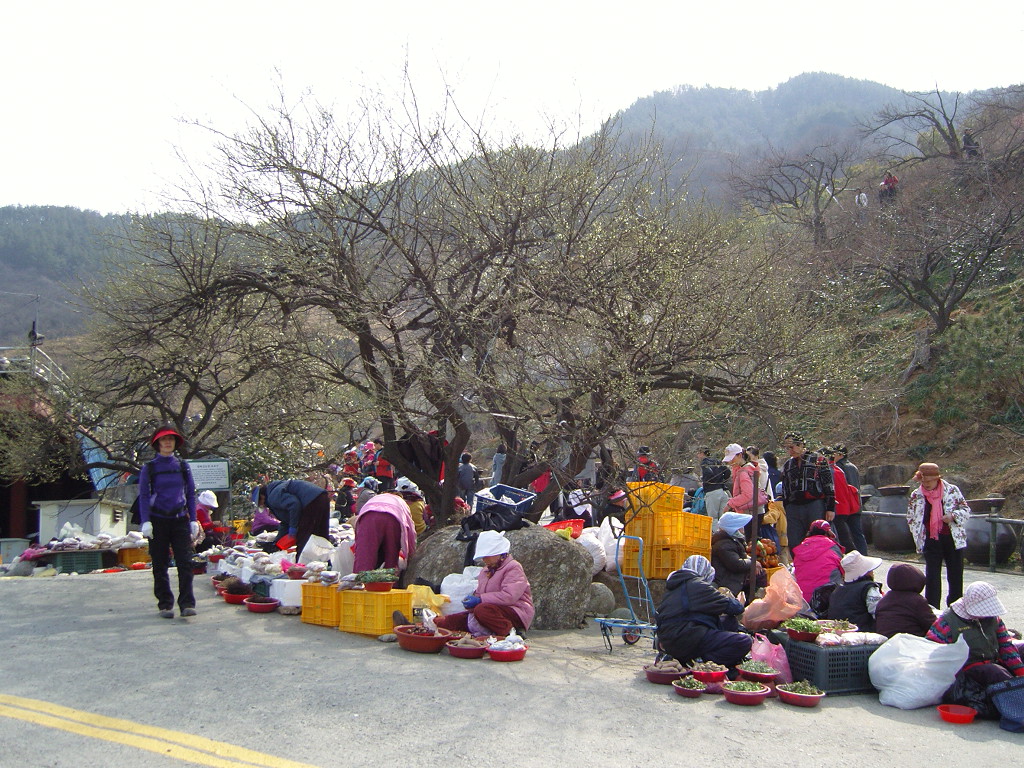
[181, 607, 197, 617]
[159, 609, 174, 619]
[392, 610, 410, 627]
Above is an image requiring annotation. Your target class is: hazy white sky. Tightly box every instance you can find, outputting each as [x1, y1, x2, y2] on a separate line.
[3, 0, 1021, 213]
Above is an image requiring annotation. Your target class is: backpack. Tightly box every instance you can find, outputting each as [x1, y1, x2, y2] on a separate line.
[689, 487, 706, 517]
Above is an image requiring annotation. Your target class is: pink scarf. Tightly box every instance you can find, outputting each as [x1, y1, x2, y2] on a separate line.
[923, 480, 944, 540]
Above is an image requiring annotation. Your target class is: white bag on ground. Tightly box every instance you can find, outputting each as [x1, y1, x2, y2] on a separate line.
[597, 518, 625, 573]
[439, 567, 483, 615]
[576, 531, 607, 575]
[331, 540, 355, 577]
[298, 535, 335, 565]
[868, 633, 969, 710]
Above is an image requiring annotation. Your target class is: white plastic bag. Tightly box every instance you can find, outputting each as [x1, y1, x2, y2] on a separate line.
[597, 518, 625, 573]
[868, 633, 969, 710]
[439, 566, 483, 615]
[576, 531, 607, 575]
[331, 540, 355, 577]
[421, 608, 438, 632]
[298, 535, 335, 565]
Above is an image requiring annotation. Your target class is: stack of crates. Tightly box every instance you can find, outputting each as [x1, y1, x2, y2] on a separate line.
[301, 582, 342, 627]
[338, 588, 414, 636]
[620, 482, 711, 579]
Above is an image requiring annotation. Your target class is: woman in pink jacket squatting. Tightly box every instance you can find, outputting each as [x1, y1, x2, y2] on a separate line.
[435, 530, 535, 637]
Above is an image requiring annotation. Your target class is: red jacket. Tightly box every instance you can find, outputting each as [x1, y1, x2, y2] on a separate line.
[831, 463, 857, 516]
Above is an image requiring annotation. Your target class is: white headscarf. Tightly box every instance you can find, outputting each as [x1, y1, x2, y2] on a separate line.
[681, 554, 716, 584]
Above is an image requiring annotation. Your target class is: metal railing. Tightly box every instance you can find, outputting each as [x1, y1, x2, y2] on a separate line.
[0, 345, 70, 386]
[862, 508, 1024, 573]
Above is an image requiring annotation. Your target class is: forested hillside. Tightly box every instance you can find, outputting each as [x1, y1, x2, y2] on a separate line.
[0, 206, 123, 345]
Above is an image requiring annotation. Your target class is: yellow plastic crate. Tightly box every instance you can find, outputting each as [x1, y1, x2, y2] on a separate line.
[301, 582, 342, 627]
[620, 542, 712, 579]
[338, 588, 414, 636]
[625, 482, 689, 542]
[116, 547, 151, 566]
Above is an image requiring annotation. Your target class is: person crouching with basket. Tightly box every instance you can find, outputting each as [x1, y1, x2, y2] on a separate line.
[434, 531, 534, 637]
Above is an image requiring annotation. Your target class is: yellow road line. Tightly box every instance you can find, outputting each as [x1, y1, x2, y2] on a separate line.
[0, 695, 320, 768]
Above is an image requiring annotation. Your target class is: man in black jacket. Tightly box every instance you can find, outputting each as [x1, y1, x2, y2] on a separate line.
[780, 432, 835, 551]
[699, 448, 731, 528]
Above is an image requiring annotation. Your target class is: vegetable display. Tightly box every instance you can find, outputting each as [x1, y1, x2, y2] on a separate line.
[777, 681, 824, 696]
[648, 659, 686, 672]
[674, 678, 707, 690]
[782, 617, 821, 633]
[722, 681, 766, 692]
[355, 568, 398, 583]
[746, 538, 780, 568]
[689, 661, 728, 672]
[737, 660, 781, 675]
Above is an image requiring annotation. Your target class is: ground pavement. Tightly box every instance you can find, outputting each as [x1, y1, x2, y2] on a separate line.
[0, 558, 1021, 768]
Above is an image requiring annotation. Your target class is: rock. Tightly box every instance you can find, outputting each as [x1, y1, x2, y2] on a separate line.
[593, 571, 627, 608]
[8, 559, 35, 578]
[864, 464, 917, 488]
[405, 525, 593, 629]
[586, 582, 615, 616]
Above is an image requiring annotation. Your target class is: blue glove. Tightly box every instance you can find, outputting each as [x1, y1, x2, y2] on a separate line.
[463, 595, 482, 609]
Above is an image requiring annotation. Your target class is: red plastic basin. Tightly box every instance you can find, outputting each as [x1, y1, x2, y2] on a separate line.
[937, 704, 977, 724]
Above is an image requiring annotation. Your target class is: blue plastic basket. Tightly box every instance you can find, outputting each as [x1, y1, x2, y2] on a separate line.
[472, 484, 536, 516]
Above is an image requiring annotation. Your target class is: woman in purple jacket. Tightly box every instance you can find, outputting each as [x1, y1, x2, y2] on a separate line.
[139, 425, 197, 619]
[435, 531, 534, 636]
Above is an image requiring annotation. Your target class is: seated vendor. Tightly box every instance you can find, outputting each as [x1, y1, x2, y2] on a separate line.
[874, 563, 936, 638]
[826, 551, 883, 632]
[434, 530, 534, 637]
[711, 512, 762, 597]
[927, 581, 1024, 718]
[655, 554, 751, 668]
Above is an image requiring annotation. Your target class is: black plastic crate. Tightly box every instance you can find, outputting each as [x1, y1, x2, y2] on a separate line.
[472, 484, 536, 516]
[782, 635, 879, 695]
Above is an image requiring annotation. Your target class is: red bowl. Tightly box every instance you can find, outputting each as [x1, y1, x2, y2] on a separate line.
[691, 669, 728, 683]
[722, 684, 770, 706]
[487, 645, 528, 662]
[446, 642, 487, 659]
[786, 629, 821, 643]
[394, 625, 455, 653]
[671, 680, 705, 698]
[738, 669, 779, 684]
[362, 581, 395, 592]
[937, 704, 976, 724]
[208, 554, 224, 563]
[223, 591, 252, 604]
[244, 597, 280, 613]
[645, 667, 687, 685]
[777, 687, 826, 708]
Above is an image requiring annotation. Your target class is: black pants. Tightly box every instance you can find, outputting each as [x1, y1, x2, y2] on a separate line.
[149, 516, 195, 611]
[924, 534, 963, 608]
[833, 513, 869, 555]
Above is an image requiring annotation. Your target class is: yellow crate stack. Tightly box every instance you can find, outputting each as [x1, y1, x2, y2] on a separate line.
[338, 588, 414, 636]
[621, 482, 711, 579]
[301, 582, 342, 626]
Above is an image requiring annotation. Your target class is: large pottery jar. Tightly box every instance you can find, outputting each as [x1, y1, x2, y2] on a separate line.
[873, 487, 915, 552]
[964, 513, 1017, 566]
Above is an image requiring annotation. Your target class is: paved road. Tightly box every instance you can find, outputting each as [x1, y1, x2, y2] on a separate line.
[1, 560, 1021, 768]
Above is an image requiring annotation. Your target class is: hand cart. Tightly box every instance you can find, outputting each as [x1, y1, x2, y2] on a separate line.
[593, 534, 658, 652]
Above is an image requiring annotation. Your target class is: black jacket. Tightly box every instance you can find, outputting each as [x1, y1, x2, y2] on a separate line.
[827, 577, 878, 631]
[711, 530, 753, 596]
[701, 458, 731, 493]
[656, 568, 744, 658]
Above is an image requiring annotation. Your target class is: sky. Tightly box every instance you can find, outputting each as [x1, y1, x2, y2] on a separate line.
[2, 0, 1021, 214]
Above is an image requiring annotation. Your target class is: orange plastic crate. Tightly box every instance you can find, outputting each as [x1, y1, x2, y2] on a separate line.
[301, 582, 342, 627]
[338, 588, 414, 636]
[116, 547, 151, 566]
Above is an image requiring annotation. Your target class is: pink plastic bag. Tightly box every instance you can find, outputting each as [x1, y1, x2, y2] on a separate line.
[750, 633, 793, 683]
[741, 567, 805, 631]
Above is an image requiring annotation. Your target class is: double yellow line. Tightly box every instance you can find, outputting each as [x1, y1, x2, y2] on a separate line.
[0, 694, 320, 768]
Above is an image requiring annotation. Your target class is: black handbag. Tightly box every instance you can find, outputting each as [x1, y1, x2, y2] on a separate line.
[988, 677, 1024, 733]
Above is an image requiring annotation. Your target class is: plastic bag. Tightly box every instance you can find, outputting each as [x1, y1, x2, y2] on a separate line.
[597, 517, 625, 573]
[407, 584, 450, 613]
[868, 633, 968, 710]
[750, 633, 793, 683]
[331, 540, 355, 576]
[298, 535, 335, 565]
[421, 608, 438, 632]
[576, 532, 607, 575]
[741, 567, 806, 630]
[439, 567, 483, 615]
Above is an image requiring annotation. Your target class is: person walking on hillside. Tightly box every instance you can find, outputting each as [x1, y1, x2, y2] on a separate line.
[139, 425, 198, 619]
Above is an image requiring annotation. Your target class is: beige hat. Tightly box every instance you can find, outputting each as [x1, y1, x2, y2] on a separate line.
[841, 551, 883, 582]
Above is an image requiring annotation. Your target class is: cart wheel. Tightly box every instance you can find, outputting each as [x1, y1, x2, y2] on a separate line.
[622, 629, 642, 645]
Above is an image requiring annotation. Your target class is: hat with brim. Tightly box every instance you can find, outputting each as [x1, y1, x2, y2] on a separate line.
[475, 530, 511, 559]
[198, 490, 218, 508]
[341, 478, 357, 488]
[951, 581, 1006, 620]
[915, 463, 942, 481]
[150, 426, 185, 449]
[841, 551, 883, 582]
[722, 443, 743, 463]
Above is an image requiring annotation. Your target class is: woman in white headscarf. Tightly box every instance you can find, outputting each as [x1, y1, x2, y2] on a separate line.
[655, 555, 752, 668]
[434, 531, 534, 637]
[927, 581, 1024, 717]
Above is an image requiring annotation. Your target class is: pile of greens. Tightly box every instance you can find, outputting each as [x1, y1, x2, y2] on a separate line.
[355, 568, 398, 583]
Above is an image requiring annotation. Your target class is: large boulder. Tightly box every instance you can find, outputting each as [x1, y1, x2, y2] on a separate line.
[586, 582, 616, 616]
[864, 464, 917, 489]
[405, 525, 592, 629]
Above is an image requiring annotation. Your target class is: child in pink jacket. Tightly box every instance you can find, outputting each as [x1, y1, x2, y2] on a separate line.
[435, 530, 534, 636]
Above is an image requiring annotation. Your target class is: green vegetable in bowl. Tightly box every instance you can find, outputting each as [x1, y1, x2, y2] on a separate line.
[777, 680, 824, 696]
[722, 680, 766, 692]
[674, 677, 707, 690]
[737, 660, 781, 674]
[782, 617, 821, 633]
[355, 568, 398, 584]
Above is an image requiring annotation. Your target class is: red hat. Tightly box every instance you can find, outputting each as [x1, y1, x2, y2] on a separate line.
[150, 426, 185, 450]
[341, 477, 357, 487]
